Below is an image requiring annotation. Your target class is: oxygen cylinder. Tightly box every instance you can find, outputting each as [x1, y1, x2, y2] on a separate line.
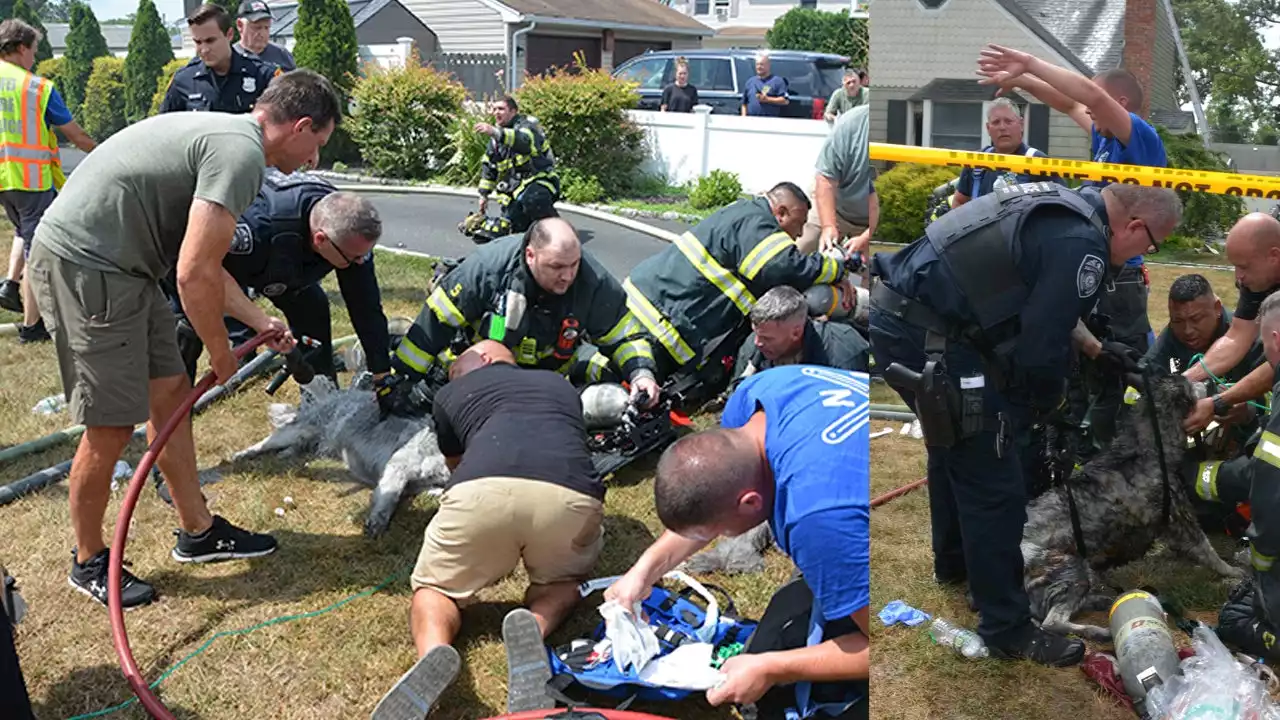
[805, 283, 870, 326]
[1110, 590, 1182, 719]
[581, 383, 630, 430]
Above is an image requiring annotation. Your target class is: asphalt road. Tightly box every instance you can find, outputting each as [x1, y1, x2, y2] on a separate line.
[59, 147, 692, 277]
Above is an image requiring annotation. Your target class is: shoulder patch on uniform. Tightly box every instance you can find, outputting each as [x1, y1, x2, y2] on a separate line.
[229, 222, 255, 255]
[1077, 254, 1105, 298]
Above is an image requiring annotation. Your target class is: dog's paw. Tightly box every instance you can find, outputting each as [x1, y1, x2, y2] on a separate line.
[362, 514, 391, 538]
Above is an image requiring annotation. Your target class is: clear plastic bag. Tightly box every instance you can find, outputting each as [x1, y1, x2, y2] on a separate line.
[1145, 626, 1280, 720]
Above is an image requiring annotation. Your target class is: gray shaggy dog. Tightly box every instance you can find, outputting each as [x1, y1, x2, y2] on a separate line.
[683, 372, 1245, 644]
[1022, 370, 1245, 641]
[232, 373, 451, 537]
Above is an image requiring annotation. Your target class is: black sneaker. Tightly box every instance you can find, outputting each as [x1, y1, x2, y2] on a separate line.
[503, 608, 555, 713]
[987, 624, 1086, 667]
[0, 279, 21, 313]
[171, 515, 277, 563]
[370, 644, 461, 720]
[68, 547, 156, 609]
[17, 319, 49, 344]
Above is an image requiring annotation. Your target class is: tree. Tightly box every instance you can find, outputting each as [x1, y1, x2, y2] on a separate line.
[1172, 0, 1278, 141]
[61, 1, 110, 115]
[765, 8, 868, 70]
[293, 0, 359, 164]
[13, 0, 54, 64]
[35, 0, 70, 22]
[80, 55, 127, 139]
[122, 0, 172, 123]
[0, 1, 13, 19]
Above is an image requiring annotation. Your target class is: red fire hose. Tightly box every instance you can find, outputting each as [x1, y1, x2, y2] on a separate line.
[108, 331, 280, 720]
[871, 477, 927, 508]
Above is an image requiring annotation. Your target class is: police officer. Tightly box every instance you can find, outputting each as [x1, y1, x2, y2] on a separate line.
[160, 3, 281, 114]
[623, 181, 848, 389]
[730, 285, 869, 392]
[235, 0, 296, 72]
[867, 181, 1182, 666]
[173, 169, 390, 384]
[1215, 291, 1280, 661]
[462, 95, 559, 243]
[378, 216, 660, 416]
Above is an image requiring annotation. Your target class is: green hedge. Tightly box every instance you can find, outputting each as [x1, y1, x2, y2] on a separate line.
[80, 56, 127, 140]
[347, 57, 467, 180]
[148, 57, 188, 116]
[874, 163, 960, 244]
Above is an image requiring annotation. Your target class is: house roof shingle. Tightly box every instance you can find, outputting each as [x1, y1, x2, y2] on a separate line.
[991, 0, 1126, 76]
[496, 0, 711, 33]
[45, 22, 182, 51]
[267, 0, 410, 38]
[909, 78, 1028, 103]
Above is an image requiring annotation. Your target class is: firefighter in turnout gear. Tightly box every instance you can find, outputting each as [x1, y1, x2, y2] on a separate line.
[1215, 291, 1280, 662]
[868, 181, 1183, 667]
[379, 217, 660, 417]
[461, 95, 560, 244]
[623, 182, 850, 388]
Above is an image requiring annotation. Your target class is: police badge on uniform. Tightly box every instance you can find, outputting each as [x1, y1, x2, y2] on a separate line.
[243, 77, 256, 93]
[229, 222, 255, 255]
[1077, 254, 1105, 299]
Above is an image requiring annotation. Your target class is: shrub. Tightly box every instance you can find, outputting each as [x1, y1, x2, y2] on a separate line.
[293, 0, 359, 165]
[122, 0, 173, 123]
[766, 8, 867, 68]
[560, 168, 604, 204]
[148, 57, 188, 115]
[515, 52, 645, 198]
[80, 56, 127, 140]
[874, 162, 960, 244]
[1156, 125, 1243, 245]
[348, 57, 467, 180]
[62, 1, 111, 115]
[438, 103, 492, 186]
[13, 0, 53, 64]
[688, 169, 742, 209]
[36, 57, 67, 95]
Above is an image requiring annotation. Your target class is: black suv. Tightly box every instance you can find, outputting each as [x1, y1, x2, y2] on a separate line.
[612, 49, 851, 119]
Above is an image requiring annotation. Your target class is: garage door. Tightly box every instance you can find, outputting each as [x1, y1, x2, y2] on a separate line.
[613, 39, 672, 67]
[525, 34, 603, 77]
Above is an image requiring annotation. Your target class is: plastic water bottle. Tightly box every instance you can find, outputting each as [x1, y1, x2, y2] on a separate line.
[929, 618, 988, 659]
[31, 394, 66, 415]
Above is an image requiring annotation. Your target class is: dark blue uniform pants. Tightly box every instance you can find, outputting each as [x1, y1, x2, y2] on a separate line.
[869, 308, 1032, 644]
[171, 282, 337, 384]
[1, 602, 34, 720]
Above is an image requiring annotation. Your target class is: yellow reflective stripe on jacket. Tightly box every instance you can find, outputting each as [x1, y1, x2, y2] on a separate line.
[597, 311, 643, 347]
[738, 231, 794, 281]
[1195, 461, 1221, 502]
[478, 178, 496, 191]
[814, 254, 842, 285]
[1253, 543, 1275, 572]
[394, 337, 435, 373]
[583, 352, 610, 383]
[611, 338, 652, 369]
[623, 278, 696, 365]
[673, 232, 755, 317]
[426, 287, 466, 328]
[1255, 431, 1280, 470]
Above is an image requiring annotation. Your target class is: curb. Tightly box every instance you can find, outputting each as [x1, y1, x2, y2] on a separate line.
[313, 170, 683, 245]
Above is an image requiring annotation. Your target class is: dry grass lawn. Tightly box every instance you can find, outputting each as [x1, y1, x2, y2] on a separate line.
[868, 256, 1247, 720]
[0, 234, 1246, 720]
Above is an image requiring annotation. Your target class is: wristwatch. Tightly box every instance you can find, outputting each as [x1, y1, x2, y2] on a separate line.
[1212, 394, 1233, 417]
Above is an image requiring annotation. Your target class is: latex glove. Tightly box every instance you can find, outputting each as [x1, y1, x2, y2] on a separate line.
[1094, 341, 1142, 375]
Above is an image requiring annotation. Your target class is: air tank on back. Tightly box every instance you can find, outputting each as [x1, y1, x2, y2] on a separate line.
[581, 383, 631, 430]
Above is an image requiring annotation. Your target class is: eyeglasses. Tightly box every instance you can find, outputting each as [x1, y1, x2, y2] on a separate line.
[1134, 218, 1159, 255]
[328, 237, 367, 266]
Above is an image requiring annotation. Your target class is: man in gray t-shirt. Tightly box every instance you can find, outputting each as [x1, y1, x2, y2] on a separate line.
[27, 69, 341, 611]
[235, 0, 296, 72]
[797, 104, 877, 257]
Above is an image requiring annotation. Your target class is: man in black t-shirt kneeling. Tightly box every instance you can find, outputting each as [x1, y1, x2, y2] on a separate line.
[372, 339, 604, 719]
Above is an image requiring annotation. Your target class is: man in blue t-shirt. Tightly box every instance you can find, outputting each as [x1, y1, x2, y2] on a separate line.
[979, 47, 1167, 352]
[741, 54, 789, 117]
[606, 364, 868, 717]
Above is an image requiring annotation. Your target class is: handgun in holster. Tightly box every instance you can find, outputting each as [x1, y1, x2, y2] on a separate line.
[885, 354, 958, 449]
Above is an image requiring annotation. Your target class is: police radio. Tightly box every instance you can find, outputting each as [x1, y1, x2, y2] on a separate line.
[554, 317, 581, 361]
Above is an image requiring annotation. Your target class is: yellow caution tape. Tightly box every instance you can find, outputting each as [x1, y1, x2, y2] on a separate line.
[870, 142, 1280, 200]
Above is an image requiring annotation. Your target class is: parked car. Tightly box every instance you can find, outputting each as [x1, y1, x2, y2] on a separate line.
[611, 49, 850, 120]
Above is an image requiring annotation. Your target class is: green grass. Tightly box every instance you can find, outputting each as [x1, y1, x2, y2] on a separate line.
[0, 247, 790, 720]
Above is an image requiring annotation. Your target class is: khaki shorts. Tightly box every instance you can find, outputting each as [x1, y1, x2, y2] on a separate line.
[27, 242, 188, 427]
[797, 202, 868, 255]
[412, 477, 605, 600]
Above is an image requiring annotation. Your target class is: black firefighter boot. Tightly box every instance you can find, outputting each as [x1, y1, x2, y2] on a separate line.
[1217, 580, 1280, 662]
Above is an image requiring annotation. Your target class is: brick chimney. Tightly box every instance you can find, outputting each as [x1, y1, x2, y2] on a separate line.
[1120, 0, 1156, 117]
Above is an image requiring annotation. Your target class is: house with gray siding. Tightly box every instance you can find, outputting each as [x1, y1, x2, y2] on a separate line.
[869, 0, 1194, 162]
[658, 0, 868, 49]
[399, 0, 712, 89]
